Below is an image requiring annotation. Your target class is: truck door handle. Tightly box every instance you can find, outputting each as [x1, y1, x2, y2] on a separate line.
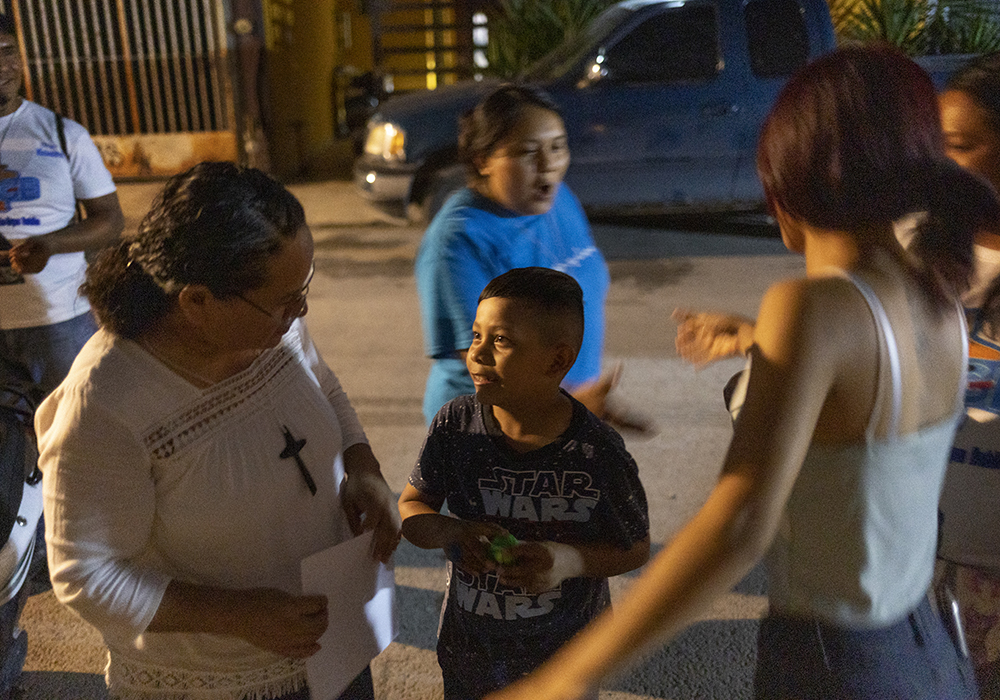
[702, 103, 738, 117]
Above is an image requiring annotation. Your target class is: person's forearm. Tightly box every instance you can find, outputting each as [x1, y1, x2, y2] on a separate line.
[400, 511, 462, 550]
[573, 536, 650, 579]
[147, 580, 329, 658]
[736, 320, 756, 356]
[146, 580, 248, 636]
[36, 208, 124, 255]
[496, 477, 765, 699]
[343, 443, 381, 477]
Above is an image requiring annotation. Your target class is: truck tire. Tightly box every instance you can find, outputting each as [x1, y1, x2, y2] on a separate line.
[413, 165, 466, 224]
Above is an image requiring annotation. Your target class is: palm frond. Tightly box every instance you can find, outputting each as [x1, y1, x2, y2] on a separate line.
[837, 0, 929, 54]
[485, 0, 618, 79]
[828, 0, 1000, 55]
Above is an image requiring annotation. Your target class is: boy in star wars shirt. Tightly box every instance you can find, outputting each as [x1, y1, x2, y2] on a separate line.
[399, 267, 649, 700]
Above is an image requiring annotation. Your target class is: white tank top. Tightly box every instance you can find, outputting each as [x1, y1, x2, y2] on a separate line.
[765, 271, 967, 628]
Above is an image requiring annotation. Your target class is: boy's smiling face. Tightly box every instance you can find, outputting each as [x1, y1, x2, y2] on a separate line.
[467, 296, 564, 410]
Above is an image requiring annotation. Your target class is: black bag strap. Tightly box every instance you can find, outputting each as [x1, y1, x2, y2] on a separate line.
[53, 111, 85, 223]
[55, 111, 67, 158]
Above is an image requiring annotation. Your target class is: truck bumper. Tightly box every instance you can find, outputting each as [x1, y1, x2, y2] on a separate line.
[353, 159, 419, 218]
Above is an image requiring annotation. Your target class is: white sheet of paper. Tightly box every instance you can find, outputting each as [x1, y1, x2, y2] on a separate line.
[301, 530, 397, 700]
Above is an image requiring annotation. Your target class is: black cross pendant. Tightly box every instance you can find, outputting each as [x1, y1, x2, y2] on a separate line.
[280, 425, 317, 495]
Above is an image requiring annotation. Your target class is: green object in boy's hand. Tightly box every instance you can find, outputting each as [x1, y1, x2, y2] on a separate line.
[488, 533, 518, 564]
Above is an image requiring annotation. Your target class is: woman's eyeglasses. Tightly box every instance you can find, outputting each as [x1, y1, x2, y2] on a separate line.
[237, 262, 315, 321]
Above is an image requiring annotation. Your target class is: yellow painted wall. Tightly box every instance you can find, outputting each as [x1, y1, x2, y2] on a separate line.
[264, 0, 338, 178]
[336, 0, 374, 74]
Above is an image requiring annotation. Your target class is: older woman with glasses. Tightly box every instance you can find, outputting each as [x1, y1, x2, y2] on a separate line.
[36, 162, 399, 700]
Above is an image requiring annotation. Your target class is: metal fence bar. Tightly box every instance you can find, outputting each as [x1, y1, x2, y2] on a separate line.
[10, 0, 32, 102]
[93, 0, 127, 134]
[134, 0, 158, 131]
[22, 1, 53, 110]
[187, 1, 210, 130]
[118, 0, 155, 133]
[163, 0, 189, 131]
[132, 0, 160, 132]
[176, 3, 200, 130]
[204, 0, 229, 130]
[150, 0, 175, 132]
[115, 0, 142, 133]
[74, 0, 98, 129]
[50, 3, 77, 121]
[71, 0, 102, 130]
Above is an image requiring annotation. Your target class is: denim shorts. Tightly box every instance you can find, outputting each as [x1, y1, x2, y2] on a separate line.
[249, 666, 374, 700]
[0, 311, 98, 402]
[754, 596, 980, 699]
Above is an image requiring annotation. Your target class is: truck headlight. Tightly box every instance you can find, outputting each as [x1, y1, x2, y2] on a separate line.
[363, 119, 406, 162]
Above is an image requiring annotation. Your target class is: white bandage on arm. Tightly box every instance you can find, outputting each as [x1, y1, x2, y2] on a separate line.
[541, 541, 585, 588]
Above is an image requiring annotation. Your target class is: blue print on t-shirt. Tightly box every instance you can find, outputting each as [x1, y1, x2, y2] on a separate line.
[0, 173, 42, 212]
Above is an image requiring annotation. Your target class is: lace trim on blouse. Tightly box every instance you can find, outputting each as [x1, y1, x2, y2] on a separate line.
[107, 655, 306, 700]
[142, 347, 298, 461]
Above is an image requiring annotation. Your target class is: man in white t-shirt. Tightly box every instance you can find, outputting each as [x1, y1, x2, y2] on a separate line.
[0, 17, 123, 402]
[0, 19, 123, 693]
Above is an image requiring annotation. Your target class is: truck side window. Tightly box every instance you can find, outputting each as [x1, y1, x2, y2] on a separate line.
[745, 0, 809, 77]
[602, 5, 719, 84]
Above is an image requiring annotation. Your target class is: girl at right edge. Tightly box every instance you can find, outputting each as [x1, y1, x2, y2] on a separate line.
[486, 45, 1000, 700]
[933, 51, 1000, 700]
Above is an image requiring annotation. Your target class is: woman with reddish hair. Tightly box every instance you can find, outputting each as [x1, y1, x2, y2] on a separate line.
[487, 44, 999, 700]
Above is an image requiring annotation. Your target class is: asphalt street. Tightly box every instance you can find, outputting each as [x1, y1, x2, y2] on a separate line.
[18, 179, 804, 699]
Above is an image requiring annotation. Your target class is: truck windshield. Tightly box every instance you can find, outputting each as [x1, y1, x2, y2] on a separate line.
[519, 5, 635, 82]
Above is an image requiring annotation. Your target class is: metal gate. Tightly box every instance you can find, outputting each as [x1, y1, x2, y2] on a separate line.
[3, 0, 238, 177]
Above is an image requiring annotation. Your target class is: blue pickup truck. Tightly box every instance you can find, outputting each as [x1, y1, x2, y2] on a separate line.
[354, 0, 963, 222]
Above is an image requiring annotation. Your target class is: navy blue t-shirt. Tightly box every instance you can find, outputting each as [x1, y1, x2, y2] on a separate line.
[409, 393, 649, 696]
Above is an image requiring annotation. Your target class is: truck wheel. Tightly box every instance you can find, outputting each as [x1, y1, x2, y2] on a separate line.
[412, 165, 466, 224]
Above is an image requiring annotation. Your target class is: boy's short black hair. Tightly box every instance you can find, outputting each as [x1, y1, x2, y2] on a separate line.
[479, 267, 584, 350]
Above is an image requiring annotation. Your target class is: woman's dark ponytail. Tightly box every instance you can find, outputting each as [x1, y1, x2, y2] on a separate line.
[81, 240, 172, 339]
[909, 160, 1000, 305]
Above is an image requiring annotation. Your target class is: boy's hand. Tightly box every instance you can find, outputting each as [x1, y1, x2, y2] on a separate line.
[446, 521, 507, 574]
[497, 541, 584, 593]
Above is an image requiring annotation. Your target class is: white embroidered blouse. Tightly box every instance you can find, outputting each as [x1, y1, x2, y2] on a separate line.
[37, 320, 367, 700]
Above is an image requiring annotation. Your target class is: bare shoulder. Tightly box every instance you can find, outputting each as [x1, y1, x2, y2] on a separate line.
[755, 276, 871, 364]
